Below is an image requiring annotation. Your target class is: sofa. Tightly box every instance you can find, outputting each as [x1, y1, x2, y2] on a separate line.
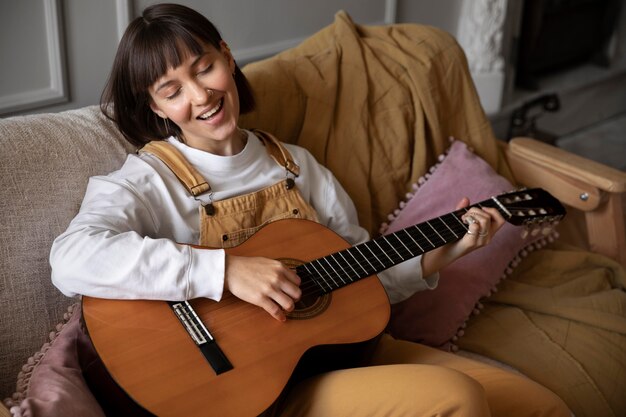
[1, 12, 625, 417]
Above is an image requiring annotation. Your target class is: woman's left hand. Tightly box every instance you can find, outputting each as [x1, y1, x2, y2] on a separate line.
[421, 197, 505, 277]
[457, 197, 505, 252]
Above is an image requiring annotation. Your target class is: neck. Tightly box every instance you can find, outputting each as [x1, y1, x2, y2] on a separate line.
[180, 128, 247, 156]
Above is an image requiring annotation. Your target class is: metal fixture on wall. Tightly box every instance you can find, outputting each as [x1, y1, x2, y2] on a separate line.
[506, 93, 560, 144]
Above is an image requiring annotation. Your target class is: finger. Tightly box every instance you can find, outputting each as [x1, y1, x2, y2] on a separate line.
[463, 210, 491, 239]
[483, 207, 505, 228]
[279, 277, 302, 302]
[282, 267, 302, 286]
[472, 208, 500, 237]
[270, 289, 297, 313]
[260, 298, 287, 322]
[455, 197, 470, 210]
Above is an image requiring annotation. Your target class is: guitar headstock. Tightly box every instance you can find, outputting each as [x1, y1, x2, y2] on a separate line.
[492, 188, 566, 227]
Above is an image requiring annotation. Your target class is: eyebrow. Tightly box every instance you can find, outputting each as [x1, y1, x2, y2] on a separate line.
[153, 52, 211, 94]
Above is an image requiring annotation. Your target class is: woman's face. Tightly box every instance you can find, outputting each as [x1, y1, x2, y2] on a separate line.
[149, 41, 242, 155]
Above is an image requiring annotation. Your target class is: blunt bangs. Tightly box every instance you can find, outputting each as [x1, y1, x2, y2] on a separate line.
[130, 25, 217, 96]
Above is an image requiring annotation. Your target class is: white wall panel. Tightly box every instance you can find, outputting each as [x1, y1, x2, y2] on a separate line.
[0, 0, 67, 115]
[134, 0, 389, 64]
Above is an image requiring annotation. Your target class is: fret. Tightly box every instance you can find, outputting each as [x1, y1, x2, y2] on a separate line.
[339, 246, 373, 279]
[327, 253, 350, 286]
[401, 229, 425, 253]
[383, 235, 408, 260]
[298, 269, 325, 298]
[389, 233, 415, 258]
[431, 217, 457, 242]
[437, 216, 459, 239]
[425, 220, 447, 244]
[370, 238, 403, 268]
[305, 262, 332, 293]
[354, 244, 378, 274]
[404, 226, 431, 251]
[344, 247, 371, 277]
[317, 258, 340, 288]
[413, 224, 436, 248]
[371, 239, 397, 265]
[450, 212, 468, 230]
[338, 250, 362, 278]
[362, 240, 392, 270]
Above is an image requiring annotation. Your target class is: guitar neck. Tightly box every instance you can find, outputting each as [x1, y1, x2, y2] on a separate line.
[297, 197, 507, 297]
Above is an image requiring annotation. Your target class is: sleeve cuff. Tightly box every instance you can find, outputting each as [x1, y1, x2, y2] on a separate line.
[378, 255, 440, 304]
[186, 246, 226, 301]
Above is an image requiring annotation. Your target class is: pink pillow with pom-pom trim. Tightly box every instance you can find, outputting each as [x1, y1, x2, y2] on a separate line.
[3, 303, 106, 417]
[382, 139, 557, 351]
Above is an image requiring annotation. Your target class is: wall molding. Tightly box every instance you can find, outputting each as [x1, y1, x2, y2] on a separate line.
[0, 0, 68, 115]
[384, 0, 398, 24]
[116, 0, 132, 41]
[236, 0, 395, 65]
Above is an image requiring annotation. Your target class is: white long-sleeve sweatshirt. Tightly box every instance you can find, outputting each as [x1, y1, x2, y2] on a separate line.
[50, 131, 437, 304]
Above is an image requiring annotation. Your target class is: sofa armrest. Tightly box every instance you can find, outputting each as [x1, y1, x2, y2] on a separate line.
[501, 137, 626, 267]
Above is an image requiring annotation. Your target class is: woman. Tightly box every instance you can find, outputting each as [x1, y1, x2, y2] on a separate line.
[50, 3, 570, 416]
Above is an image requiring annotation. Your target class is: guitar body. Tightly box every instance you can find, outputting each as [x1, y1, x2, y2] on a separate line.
[82, 219, 391, 417]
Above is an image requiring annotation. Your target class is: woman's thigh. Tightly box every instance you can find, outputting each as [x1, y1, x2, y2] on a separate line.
[275, 362, 490, 417]
[369, 334, 571, 417]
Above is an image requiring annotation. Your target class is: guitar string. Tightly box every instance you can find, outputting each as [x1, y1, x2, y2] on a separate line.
[296, 201, 528, 296]
[296, 210, 474, 294]
[296, 211, 473, 296]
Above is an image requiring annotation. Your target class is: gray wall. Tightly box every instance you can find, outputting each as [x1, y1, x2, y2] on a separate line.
[0, 0, 462, 117]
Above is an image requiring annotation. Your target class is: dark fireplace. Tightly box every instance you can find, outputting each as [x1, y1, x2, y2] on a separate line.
[515, 0, 622, 90]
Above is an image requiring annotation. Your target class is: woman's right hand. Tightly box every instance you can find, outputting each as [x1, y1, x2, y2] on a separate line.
[224, 255, 302, 322]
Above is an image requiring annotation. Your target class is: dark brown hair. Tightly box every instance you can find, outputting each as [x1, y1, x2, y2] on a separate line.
[100, 3, 255, 147]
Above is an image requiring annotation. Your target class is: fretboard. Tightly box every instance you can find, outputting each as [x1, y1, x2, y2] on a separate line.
[296, 198, 506, 297]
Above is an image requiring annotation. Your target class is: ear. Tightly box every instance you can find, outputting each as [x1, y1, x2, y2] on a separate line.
[149, 100, 167, 119]
[220, 40, 236, 74]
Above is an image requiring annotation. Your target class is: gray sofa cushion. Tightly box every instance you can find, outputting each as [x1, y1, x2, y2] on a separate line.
[0, 106, 134, 398]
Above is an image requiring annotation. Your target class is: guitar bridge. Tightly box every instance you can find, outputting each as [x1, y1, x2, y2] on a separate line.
[168, 301, 233, 374]
[171, 301, 211, 345]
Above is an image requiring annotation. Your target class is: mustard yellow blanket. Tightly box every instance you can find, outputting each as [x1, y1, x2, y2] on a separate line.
[241, 11, 513, 235]
[460, 245, 626, 417]
[241, 11, 626, 417]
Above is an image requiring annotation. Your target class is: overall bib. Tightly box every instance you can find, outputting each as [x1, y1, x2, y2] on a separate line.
[140, 129, 319, 249]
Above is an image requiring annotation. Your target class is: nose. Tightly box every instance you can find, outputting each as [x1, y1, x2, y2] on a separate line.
[189, 81, 212, 105]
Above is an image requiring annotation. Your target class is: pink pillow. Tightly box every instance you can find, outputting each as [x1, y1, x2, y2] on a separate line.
[382, 140, 556, 350]
[4, 303, 106, 417]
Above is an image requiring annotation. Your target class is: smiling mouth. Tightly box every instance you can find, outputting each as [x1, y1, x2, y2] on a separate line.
[197, 98, 224, 120]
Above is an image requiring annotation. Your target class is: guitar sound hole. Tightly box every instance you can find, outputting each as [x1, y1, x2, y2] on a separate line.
[280, 257, 332, 320]
[287, 292, 331, 320]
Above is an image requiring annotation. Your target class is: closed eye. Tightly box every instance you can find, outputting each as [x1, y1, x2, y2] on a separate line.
[165, 89, 181, 100]
[197, 64, 213, 76]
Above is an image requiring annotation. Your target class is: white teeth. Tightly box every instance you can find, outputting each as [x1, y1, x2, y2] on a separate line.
[198, 99, 223, 120]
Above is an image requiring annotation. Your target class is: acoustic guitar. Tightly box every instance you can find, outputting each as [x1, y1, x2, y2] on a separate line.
[82, 188, 565, 417]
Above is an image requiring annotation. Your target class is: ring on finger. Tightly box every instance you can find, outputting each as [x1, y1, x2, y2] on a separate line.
[466, 216, 477, 225]
[478, 231, 489, 237]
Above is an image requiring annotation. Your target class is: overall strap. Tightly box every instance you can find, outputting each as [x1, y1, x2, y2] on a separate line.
[251, 129, 300, 177]
[139, 131, 300, 197]
[139, 141, 210, 197]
